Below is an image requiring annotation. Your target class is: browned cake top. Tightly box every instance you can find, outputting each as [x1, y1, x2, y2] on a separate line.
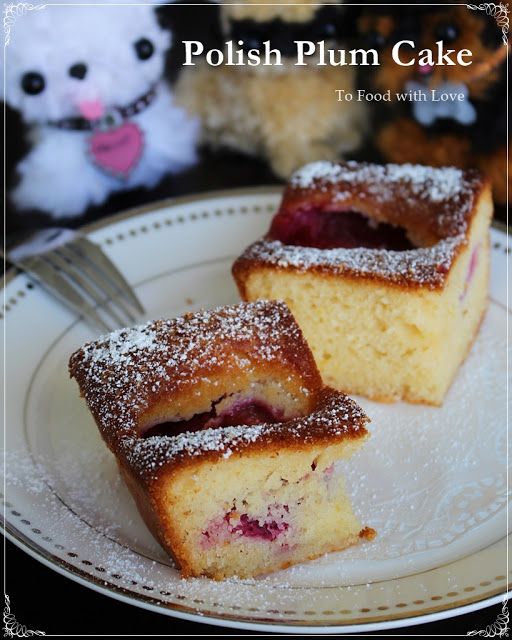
[234, 161, 488, 290]
[235, 237, 462, 289]
[69, 301, 321, 450]
[120, 387, 369, 482]
[286, 161, 484, 240]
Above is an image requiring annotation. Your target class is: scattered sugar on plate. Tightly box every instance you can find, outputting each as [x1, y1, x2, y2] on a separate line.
[3, 292, 506, 599]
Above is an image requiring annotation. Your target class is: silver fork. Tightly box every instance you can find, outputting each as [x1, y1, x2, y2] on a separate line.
[3, 228, 144, 332]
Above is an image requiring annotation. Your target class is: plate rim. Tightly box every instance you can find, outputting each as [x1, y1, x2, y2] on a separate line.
[1, 186, 284, 292]
[2, 185, 508, 291]
[2, 187, 510, 632]
[3, 528, 508, 633]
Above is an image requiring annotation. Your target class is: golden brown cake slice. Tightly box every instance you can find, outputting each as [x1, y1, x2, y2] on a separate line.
[69, 301, 374, 579]
[233, 161, 492, 405]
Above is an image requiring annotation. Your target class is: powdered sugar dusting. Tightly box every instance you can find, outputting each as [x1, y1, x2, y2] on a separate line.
[125, 424, 265, 474]
[69, 298, 367, 483]
[291, 161, 468, 204]
[292, 161, 347, 190]
[235, 161, 485, 287]
[4, 301, 506, 598]
[240, 236, 464, 288]
[69, 300, 318, 450]
[123, 389, 367, 480]
[82, 325, 160, 365]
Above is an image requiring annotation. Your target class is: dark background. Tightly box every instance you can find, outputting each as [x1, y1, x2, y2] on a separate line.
[4, 1, 507, 237]
[3, 2, 508, 635]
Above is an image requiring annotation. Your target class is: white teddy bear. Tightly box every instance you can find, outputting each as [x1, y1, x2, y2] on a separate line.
[4, 2, 199, 218]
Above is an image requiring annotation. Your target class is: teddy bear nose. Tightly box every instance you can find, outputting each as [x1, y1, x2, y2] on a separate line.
[69, 62, 87, 80]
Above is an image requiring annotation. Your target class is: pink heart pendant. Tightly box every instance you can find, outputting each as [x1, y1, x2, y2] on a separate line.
[89, 122, 144, 179]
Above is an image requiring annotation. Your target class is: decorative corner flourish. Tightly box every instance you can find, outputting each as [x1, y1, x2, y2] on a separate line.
[467, 2, 510, 44]
[3, 2, 46, 47]
[467, 598, 510, 638]
[3, 595, 46, 638]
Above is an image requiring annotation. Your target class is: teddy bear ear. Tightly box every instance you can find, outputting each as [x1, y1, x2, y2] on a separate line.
[114, 0, 173, 50]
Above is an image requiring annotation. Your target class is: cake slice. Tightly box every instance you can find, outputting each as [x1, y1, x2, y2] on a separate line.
[233, 161, 492, 405]
[69, 301, 374, 579]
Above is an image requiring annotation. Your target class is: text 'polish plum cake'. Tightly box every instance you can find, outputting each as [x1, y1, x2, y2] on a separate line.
[69, 301, 374, 579]
[233, 161, 492, 405]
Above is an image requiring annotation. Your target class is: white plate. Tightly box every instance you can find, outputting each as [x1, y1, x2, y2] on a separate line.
[2, 188, 509, 633]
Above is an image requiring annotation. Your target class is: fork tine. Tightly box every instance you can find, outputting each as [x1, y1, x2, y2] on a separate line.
[57, 245, 137, 326]
[75, 237, 144, 314]
[19, 256, 112, 332]
[43, 252, 128, 329]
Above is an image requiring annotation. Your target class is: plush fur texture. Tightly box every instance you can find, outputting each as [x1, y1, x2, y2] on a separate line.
[357, 5, 509, 204]
[4, 2, 199, 218]
[223, 0, 337, 24]
[175, 0, 366, 179]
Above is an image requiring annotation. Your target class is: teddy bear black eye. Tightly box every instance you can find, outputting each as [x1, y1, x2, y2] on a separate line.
[21, 71, 45, 95]
[134, 38, 154, 61]
[435, 22, 460, 43]
[69, 62, 87, 80]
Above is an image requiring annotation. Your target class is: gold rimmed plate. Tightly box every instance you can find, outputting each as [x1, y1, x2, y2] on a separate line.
[2, 188, 509, 633]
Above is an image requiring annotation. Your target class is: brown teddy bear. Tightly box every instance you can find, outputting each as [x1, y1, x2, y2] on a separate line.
[175, 0, 367, 178]
[357, 4, 509, 204]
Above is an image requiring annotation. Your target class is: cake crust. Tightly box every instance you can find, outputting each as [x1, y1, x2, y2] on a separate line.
[232, 161, 491, 406]
[69, 301, 368, 487]
[117, 386, 371, 576]
[69, 301, 373, 578]
[233, 161, 489, 291]
[121, 386, 369, 486]
[69, 300, 322, 453]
